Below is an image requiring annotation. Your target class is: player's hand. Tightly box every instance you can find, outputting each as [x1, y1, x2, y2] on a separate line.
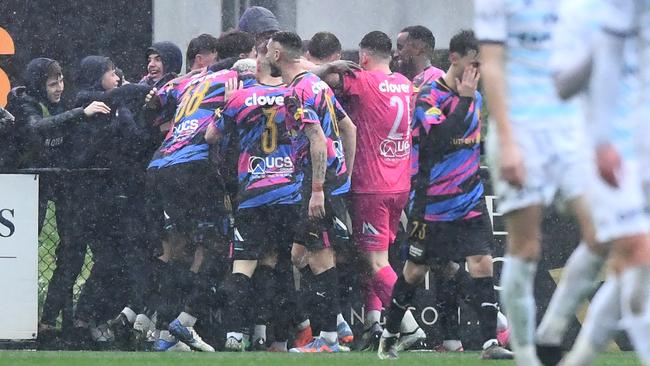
[83, 101, 111, 117]
[145, 87, 160, 109]
[327, 60, 361, 76]
[596, 143, 622, 187]
[457, 65, 480, 98]
[308, 190, 326, 219]
[225, 77, 243, 102]
[499, 141, 526, 189]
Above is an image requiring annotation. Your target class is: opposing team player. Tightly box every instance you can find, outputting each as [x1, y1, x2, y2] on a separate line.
[376, 30, 513, 361]
[547, 1, 650, 365]
[393, 25, 445, 89]
[474, 1, 604, 365]
[318, 30, 425, 351]
[264, 31, 357, 353]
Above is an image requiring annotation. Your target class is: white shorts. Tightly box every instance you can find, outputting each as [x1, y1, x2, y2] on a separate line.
[486, 123, 589, 215]
[587, 158, 650, 243]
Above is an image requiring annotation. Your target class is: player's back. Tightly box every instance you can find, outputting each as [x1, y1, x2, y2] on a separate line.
[149, 69, 249, 169]
[289, 71, 349, 195]
[341, 70, 412, 193]
[474, 0, 580, 129]
[219, 83, 301, 208]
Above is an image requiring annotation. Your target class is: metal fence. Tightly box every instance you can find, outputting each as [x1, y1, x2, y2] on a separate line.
[38, 201, 94, 328]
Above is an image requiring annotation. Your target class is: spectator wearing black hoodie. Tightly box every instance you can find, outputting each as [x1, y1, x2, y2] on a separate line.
[5, 58, 110, 339]
[69, 55, 155, 347]
[139, 41, 182, 88]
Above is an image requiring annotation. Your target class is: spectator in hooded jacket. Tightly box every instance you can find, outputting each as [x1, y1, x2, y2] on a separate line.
[67, 55, 155, 348]
[5, 57, 110, 340]
[139, 41, 183, 88]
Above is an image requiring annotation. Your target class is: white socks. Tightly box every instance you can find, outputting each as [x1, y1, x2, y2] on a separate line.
[537, 244, 605, 345]
[620, 266, 650, 365]
[337, 313, 345, 325]
[320, 331, 338, 344]
[366, 310, 381, 327]
[400, 309, 419, 334]
[121, 307, 137, 323]
[253, 324, 267, 342]
[501, 255, 540, 366]
[177, 311, 197, 328]
[563, 277, 620, 366]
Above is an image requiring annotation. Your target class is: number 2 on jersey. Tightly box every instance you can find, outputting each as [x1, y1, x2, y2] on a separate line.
[388, 96, 411, 139]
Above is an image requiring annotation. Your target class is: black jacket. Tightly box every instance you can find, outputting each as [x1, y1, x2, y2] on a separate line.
[6, 58, 85, 168]
[139, 41, 182, 88]
[70, 56, 154, 169]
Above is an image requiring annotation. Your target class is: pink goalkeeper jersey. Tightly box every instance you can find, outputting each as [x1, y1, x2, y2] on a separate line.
[342, 70, 413, 193]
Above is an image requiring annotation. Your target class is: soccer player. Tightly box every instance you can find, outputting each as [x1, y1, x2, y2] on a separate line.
[318, 30, 424, 351]
[550, 1, 650, 365]
[186, 34, 219, 72]
[205, 56, 299, 352]
[474, 1, 604, 365]
[376, 30, 513, 361]
[292, 30, 355, 349]
[145, 66, 256, 352]
[393, 25, 445, 89]
[264, 31, 357, 353]
[306, 32, 342, 64]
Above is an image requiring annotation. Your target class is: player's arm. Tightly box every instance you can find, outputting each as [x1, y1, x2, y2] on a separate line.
[426, 66, 480, 142]
[475, 0, 525, 188]
[313, 61, 361, 90]
[338, 115, 357, 176]
[479, 44, 525, 189]
[304, 122, 328, 219]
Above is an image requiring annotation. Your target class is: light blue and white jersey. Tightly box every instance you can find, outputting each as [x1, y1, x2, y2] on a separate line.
[552, 0, 639, 159]
[474, 0, 581, 130]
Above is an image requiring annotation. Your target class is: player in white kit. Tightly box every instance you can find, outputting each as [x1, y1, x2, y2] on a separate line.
[474, 1, 605, 365]
[552, 0, 650, 364]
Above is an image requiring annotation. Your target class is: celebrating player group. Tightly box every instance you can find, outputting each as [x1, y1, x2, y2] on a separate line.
[6, 1, 650, 365]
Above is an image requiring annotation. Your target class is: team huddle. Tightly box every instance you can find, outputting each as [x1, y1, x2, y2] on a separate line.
[3, 0, 650, 364]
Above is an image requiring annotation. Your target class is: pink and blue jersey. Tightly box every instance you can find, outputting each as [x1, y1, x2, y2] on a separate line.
[410, 78, 484, 222]
[341, 70, 412, 193]
[412, 65, 446, 91]
[287, 71, 350, 196]
[148, 69, 255, 169]
[214, 83, 302, 209]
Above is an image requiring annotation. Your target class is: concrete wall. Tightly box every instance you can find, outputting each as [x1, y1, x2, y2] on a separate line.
[153, 0, 222, 71]
[295, 0, 473, 50]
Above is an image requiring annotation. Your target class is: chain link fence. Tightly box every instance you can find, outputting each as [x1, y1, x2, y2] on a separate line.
[38, 201, 94, 328]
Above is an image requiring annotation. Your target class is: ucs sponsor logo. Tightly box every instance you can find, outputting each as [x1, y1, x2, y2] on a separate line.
[0, 208, 15, 237]
[245, 93, 284, 106]
[248, 156, 294, 175]
[378, 80, 410, 94]
[173, 119, 199, 136]
[379, 138, 410, 158]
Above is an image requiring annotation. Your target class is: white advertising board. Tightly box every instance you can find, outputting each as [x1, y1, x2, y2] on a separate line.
[0, 174, 38, 340]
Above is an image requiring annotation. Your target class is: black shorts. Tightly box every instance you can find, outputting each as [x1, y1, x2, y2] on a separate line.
[153, 160, 223, 245]
[407, 207, 493, 266]
[232, 205, 299, 260]
[294, 193, 351, 251]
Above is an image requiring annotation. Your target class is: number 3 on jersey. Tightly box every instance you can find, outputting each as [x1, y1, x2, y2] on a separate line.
[261, 108, 279, 153]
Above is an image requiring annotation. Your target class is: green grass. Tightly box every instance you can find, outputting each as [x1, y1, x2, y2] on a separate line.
[0, 351, 641, 366]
